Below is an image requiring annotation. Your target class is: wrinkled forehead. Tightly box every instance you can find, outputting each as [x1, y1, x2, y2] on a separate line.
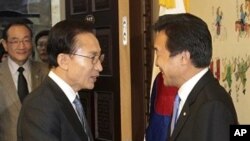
[74, 33, 101, 54]
[7, 25, 32, 38]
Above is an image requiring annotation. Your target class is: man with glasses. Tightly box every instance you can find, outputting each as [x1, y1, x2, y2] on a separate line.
[0, 22, 49, 141]
[35, 30, 50, 63]
[17, 20, 103, 141]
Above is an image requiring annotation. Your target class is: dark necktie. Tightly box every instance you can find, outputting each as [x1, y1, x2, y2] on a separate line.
[170, 94, 181, 135]
[73, 95, 92, 141]
[17, 67, 29, 103]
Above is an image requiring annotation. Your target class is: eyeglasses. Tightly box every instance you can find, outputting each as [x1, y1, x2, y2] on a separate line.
[37, 43, 48, 49]
[71, 53, 105, 64]
[7, 38, 32, 46]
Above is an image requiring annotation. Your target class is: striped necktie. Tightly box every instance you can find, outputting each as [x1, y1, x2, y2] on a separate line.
[73, 95, 92, 141]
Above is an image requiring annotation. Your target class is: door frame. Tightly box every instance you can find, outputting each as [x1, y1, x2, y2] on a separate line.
[129, 0, 153, 140]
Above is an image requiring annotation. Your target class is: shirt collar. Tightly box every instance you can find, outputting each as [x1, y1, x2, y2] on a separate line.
[48, 71, 78, 103]
[178, 68, 209, 102]
[7, 57, 30, 75]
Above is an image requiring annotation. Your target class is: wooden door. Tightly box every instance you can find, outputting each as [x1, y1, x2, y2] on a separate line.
[65, 0, 120, 141]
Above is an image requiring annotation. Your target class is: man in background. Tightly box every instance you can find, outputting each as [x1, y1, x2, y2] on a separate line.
[0, 22, 48, 141]
[35, 30, 49, 63]
[0, 39, 8, 62]
[153, 13, 238, 141]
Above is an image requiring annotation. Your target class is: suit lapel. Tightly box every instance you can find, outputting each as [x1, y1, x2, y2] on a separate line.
[0, 60, 21, 108]
[171, 70, 214, 140]
[171, 104, 190, 139]
[46, 77, 88, 140]
[30, 61, 47, 90]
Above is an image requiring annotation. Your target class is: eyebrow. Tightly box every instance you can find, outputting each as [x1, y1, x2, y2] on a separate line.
[90, 48, 102, 54]
[8, 36, 31, 40]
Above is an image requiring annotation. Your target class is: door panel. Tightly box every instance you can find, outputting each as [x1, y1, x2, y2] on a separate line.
[66, 0, 120, 140]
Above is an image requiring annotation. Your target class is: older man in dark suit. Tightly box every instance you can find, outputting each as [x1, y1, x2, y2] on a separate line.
[17, 20, 104, 141]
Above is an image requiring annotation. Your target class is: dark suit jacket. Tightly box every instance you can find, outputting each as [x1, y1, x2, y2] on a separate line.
[0, 59, 48, 141]
[17, 77, 92, 141]
[170, 70, 238, 141]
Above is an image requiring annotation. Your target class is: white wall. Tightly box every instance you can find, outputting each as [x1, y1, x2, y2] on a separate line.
[51, 0, 65, 26]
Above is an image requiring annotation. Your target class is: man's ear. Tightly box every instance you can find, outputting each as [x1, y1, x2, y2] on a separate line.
[57, 53, 70, 71]
[1, 39, 8, 52]
[181, 51, 191, 64]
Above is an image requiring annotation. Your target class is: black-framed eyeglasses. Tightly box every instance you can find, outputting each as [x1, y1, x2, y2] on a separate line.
[71, 53, 105, 64]
[7, 38, 32, 46]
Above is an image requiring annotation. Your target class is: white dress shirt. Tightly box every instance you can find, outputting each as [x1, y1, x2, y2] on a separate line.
[48, 71, 81, 120]
[8, 57, 31, 92]
[177, 68, 209, 117]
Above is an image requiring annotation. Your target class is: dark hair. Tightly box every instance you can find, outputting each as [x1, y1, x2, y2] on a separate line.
[2, 21, 33, 40]
[0, 43, 7, 62]
[47, 20, 94, 67]
[35, 30, 49, 46]
[154, 13, 212, 68]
